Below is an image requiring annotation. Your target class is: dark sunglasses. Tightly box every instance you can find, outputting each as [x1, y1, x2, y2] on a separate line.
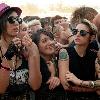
[7, 16, 22, 24]
[72, 29, 90, 36]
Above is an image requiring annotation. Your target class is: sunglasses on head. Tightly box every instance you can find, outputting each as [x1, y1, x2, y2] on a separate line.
[7, 16, 23, 24]
[72, 29, 90, 36]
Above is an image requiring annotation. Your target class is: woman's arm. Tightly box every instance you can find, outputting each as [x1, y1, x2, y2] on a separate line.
[65, 71, 97, 92]
[22, 34, 42, 90]
[0, 57, 10, 94]
[58, 48, 70, 90]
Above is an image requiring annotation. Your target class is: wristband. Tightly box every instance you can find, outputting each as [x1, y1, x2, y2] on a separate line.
[89, 81, 94, 88]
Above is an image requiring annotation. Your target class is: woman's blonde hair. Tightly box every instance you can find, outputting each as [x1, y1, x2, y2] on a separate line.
[80, 19, 98, 35]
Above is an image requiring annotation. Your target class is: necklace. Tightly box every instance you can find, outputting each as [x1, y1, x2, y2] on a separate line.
[8, 55, 22, 70]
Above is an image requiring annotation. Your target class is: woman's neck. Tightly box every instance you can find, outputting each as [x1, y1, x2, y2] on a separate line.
[74, 45, 88, 57]
[1, 35, 13, 47]
[40, 54, 53, 62]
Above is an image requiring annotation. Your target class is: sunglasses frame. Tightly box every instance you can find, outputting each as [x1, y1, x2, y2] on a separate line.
[7, 16, 22, 24]
[72, 29, 90, 36]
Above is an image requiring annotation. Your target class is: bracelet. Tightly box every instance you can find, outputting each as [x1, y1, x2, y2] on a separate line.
[0, 64, 11, 71]
[89, 81, 94, 88]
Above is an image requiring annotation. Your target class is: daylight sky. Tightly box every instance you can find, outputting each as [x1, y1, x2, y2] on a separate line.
[1, 0, 100, 8]
[1, 0, 100, 17]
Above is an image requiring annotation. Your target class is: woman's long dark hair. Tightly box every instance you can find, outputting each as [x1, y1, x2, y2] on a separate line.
[32, 28, 54, 46]
[0, 9, 18, 35]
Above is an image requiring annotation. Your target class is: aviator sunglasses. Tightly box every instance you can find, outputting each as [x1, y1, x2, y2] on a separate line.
[72, 29, 90, 36]
[7, 16, 23, 24]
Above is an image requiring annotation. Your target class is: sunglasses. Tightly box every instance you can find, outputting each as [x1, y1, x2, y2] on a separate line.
[7, 16, 22, 24]
[72, 29, 90, 36]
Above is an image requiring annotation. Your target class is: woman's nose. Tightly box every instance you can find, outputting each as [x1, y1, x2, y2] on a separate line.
[14, 20, 20, 25]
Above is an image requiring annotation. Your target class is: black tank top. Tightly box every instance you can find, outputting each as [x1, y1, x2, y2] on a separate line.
[67, 46, 97, 81]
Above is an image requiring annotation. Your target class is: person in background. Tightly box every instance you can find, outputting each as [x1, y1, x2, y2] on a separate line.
[93, 14, 100, 97]
[0, 3, 42, 100]
[27, 19, 42, 34]
[51, 15, 62, 28]
[51, 15, 74, 52]
[19, 22, 29, 38]
[23, 16, 40, 24]
[93, 14, 100, 48]
[70, 6, 98, 29]
[40, 18, 52, 33]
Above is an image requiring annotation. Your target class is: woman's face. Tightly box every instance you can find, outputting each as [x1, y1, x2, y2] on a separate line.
[19, 22, 28, 39]
[38, 34, 55, 56]
[73, 23, 91, 46]
[6, 11, 21, 37]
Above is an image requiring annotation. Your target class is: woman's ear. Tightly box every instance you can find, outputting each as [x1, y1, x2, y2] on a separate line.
[90, 35, 96, 42]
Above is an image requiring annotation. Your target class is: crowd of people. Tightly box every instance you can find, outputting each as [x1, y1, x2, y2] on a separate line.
[0, 2, 100, 100]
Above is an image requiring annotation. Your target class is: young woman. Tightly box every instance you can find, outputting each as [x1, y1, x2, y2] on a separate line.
[0, 3, 42, 100]
[59, 19, 100, 100]
[32, 29, 68, 100]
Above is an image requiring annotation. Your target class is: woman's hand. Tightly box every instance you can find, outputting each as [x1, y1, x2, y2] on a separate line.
[65, 71, 81, 86]
[21, 34, 33, 50]
[12, 37, 22, 48]
[46, 77, 60, 90]
[46, 61, 55, 77]
[21, 34, 39, 57]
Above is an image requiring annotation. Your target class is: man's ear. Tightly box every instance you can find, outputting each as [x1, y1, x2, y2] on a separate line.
[90, 35, 96, 42]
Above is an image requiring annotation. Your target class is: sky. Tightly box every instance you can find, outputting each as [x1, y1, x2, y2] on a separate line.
[1, 0, 100, 17]
[1, 0, 100, 8]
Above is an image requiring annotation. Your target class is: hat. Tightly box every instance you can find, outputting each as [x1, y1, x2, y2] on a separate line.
[0, 3, 22, 17]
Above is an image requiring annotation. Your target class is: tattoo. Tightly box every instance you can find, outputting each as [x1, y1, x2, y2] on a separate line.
[59, 49, 69, 60]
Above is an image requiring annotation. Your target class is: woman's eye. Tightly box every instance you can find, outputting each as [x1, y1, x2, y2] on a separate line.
[22, 28, 27, 31]
[42, 38, 47, 43]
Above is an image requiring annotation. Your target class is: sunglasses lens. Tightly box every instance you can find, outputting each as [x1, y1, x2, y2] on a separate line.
[80, 30, 87, 36]
[7, 16, 15, 24]
[72, 29, 78, 35]
[17, 17, 22, 24]
[8, 16, 22, 24]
